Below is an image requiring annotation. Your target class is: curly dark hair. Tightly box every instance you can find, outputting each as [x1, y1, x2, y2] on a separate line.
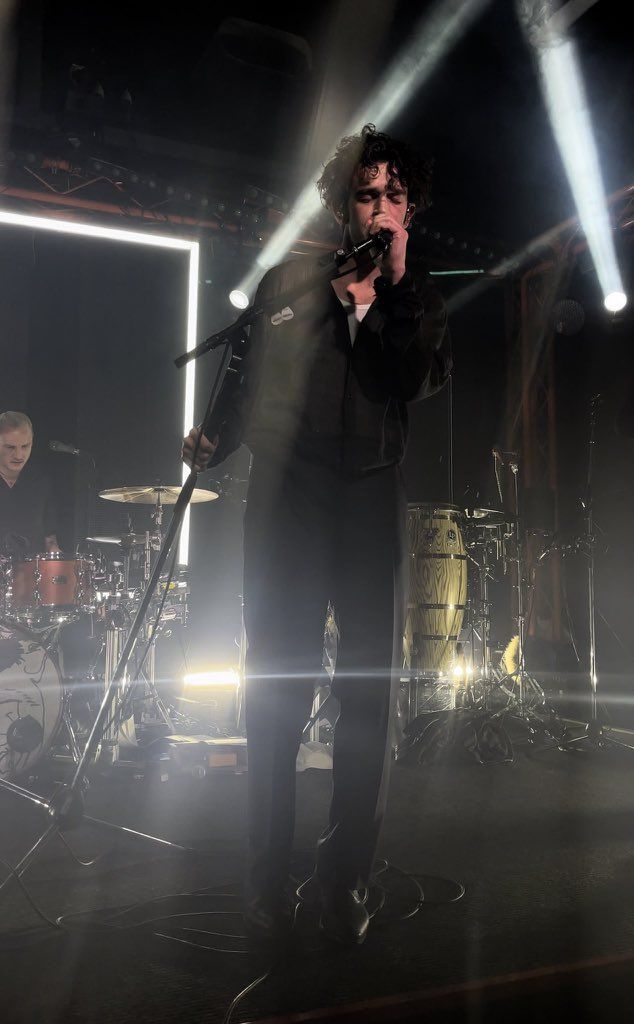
[316, 124, 433, 222]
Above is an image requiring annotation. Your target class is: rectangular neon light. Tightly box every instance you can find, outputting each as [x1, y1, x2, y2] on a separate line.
[0, 208, 199, 565]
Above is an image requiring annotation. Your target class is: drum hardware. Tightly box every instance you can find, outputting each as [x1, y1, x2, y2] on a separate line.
[468, 457, 568, 753]
[86, 533, 147, 547]
[397, 482, 569, 763]
[98, 483, 219, 505]
[0, 618, 82, 778]
[90, 484, 196, 760]
[4, 552, 96, 628]
[0, 481, 192, 779]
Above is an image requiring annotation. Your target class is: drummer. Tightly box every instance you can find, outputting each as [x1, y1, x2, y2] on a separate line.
[0, 411, 60, 556]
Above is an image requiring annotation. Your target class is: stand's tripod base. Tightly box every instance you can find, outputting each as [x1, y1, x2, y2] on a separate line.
[506, 705, 569, 749]
[397, 707, 514, 766]
[560, 719, 634, 753]
[398, 684, 571, 765]
[0, 772, 195, 899]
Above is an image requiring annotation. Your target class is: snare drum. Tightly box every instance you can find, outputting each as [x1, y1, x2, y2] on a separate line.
[7, 552, 95, 626]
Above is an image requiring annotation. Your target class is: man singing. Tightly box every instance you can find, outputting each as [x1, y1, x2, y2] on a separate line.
[183, 125, 451, 945]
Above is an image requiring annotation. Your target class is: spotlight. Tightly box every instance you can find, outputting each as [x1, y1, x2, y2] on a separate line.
[517, 4, 626, 320]
[604, 291, 628, 313]
[229, 289, 249, 310]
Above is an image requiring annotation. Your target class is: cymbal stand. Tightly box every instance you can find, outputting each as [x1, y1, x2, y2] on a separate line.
[465, 529, 497, 693]
[562, 395, 633, 752]
[107, 493, 175, 756]
[489, 456, 565, 746]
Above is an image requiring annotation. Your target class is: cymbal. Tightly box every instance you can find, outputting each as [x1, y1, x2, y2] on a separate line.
[86, 534, 146, 546]
[99, 485, 218, 505]
[463, 507, 512, 526]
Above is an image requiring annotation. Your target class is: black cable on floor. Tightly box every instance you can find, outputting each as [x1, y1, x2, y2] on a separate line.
[0, 856, 63, 941]
[0, 850, 465, 1020]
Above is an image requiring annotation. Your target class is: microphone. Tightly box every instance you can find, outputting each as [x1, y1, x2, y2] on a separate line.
[49, 440, 83, 456]
[336, 229, 392, 266]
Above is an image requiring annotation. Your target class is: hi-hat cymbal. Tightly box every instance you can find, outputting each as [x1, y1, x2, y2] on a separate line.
[86, 534, 146, 546]
[463, 507, 514, 526]
[99, 485, 218, 505]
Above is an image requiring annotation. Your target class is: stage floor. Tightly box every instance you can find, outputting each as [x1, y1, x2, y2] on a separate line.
[2, 730, 634, 1023]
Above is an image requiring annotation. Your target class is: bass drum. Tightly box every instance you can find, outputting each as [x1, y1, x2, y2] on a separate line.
[404, 503, 468, 677]
[0, 618, 63, 780]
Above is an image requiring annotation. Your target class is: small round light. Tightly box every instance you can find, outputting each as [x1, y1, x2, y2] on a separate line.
[604, 291, 627, 313]
[229, 289, 249, 310]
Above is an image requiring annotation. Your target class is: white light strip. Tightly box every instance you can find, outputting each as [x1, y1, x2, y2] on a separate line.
[179, 242, 200, 565]
[0, 209, 194, 249]
[0, 208, 199, 565]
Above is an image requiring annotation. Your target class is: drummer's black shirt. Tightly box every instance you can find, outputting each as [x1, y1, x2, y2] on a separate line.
[0, 459, 58, 556]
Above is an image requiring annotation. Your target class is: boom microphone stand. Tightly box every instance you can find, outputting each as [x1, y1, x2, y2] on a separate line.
[0, 235, 388, 901]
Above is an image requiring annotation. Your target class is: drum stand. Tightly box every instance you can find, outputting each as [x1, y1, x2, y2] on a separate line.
[482, 457, 566, 751]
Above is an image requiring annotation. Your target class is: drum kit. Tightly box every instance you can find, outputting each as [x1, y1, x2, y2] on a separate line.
[399, 490, 561, 759]
[0, 483, 217, 781]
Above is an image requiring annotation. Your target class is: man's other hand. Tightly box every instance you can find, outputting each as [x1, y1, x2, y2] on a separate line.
[182, 427, 218, 471]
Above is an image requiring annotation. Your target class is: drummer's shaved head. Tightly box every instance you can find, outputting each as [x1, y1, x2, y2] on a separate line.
[0, 411, 33, 436]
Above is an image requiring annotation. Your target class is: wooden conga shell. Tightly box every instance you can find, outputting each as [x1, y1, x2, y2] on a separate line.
[405, 504, 467, 676]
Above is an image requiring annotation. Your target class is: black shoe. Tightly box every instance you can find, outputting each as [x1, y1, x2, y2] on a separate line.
[318, 885, 369, 945]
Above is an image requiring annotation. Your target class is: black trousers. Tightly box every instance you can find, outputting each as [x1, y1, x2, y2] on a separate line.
[242, 452, 407, 900]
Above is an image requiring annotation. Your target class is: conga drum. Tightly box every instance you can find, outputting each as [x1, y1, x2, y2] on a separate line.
[404, 503, 467, 677]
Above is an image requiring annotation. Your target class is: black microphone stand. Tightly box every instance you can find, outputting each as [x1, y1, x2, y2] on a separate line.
[0, 237, 380, 904]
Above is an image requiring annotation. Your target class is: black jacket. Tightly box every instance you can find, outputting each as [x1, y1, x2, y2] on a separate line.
[207, 253, 451, 474]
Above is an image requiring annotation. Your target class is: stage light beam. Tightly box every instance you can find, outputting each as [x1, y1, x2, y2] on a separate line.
[516, 1, 626, 313]
[234, 0, 491, 299]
